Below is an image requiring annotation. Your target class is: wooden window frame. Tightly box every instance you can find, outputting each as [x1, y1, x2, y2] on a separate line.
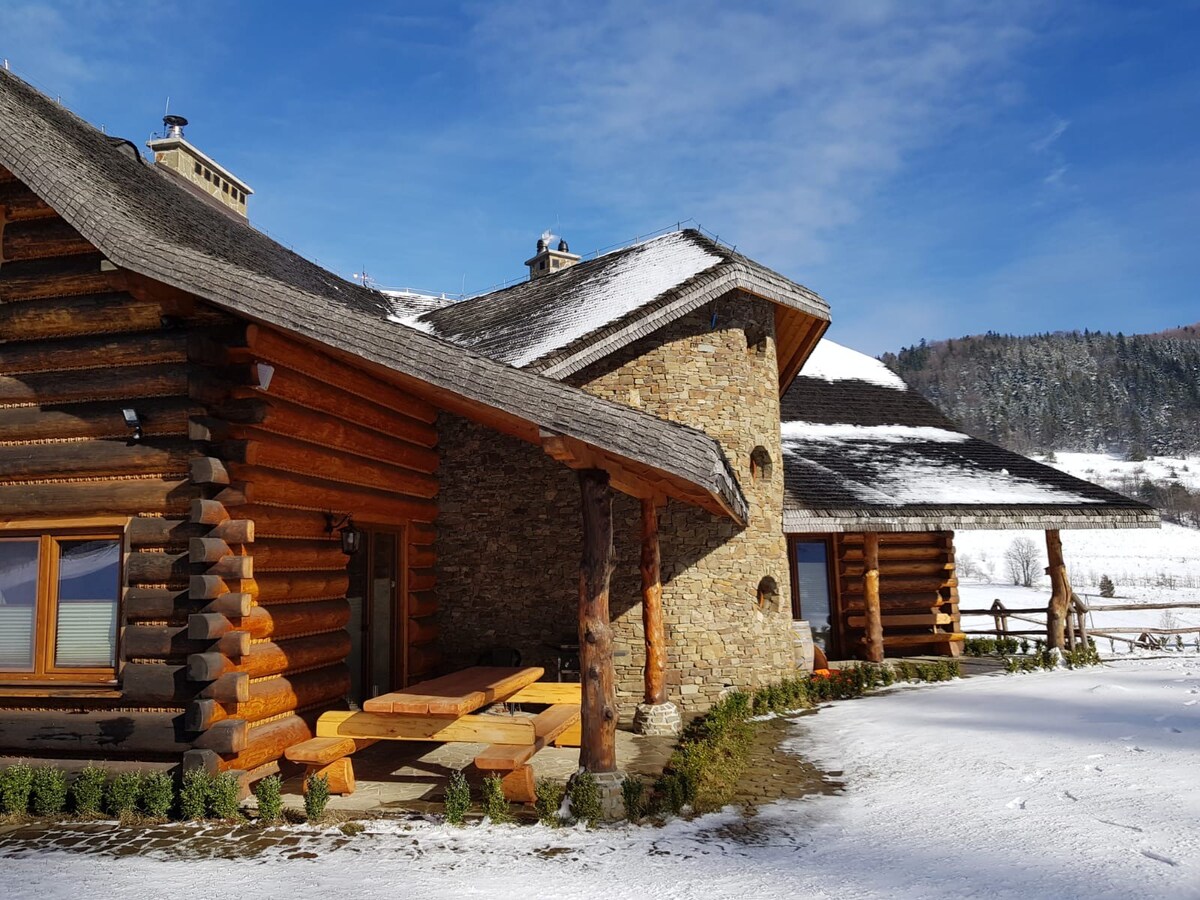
[787, 534, 843, 657]
[0, 526, 124, 685]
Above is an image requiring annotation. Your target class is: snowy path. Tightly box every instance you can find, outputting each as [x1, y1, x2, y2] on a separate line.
[4, 658, 1197, 900]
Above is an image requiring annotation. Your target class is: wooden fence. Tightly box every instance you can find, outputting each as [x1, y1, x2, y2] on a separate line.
[960, 599, 1200, 652]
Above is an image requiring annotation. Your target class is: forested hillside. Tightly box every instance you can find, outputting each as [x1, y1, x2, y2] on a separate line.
[881, 324, 1200, 457]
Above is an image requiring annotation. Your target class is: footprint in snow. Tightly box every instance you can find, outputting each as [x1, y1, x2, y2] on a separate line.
[1005, 797, 1026, 810]
[1140, 850, 1179, 867]
[1060, 791, 1078, 802]
[1099, 819, 1144, 833]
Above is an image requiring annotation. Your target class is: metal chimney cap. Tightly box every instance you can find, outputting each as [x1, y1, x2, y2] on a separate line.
[557, 238, 569, 252]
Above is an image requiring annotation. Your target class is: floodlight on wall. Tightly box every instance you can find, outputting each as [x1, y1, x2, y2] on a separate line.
[326, 513, 362, 556]
[121, 408, 144, 442]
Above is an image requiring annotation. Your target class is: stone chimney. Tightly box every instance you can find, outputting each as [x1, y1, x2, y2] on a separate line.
[525, 232, 580, 280]
[146, 115, 253, 217]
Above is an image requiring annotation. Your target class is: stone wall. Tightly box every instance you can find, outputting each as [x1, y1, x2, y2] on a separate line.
[435, 292, 797, 716]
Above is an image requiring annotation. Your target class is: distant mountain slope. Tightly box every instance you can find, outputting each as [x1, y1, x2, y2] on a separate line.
[880, 324, 1200, 457]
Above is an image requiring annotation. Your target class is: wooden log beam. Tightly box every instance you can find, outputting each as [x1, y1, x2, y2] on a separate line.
[0, 477, 197, 521]
[188, 631, 352, 682]
[191, 718, 247, 754]
[0, 363, 188, 408]
[0, 252, 116, 302]
[577, 469, 617, 774]
[217, 712, 316, 773]
[0, 332, 189, 376]
[185, 664, 351, 731]
[223, 467, 438, 523]
[0, 398, 199, 444]
[862, 532, 885, 663]
[1, 217, 94, 261]
[187, 599, 350, 641]
[639, 497, 667, 706]
[247, 540, 350, 572]
[226, 505, 335, 541]
[0, 293, 166, 342]
[0, 709, 190, 756]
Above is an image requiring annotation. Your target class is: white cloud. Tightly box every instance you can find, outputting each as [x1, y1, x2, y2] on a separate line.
[469, 1, 1040, 267]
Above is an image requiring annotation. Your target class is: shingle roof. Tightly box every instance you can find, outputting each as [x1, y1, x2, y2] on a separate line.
[781, 341, 1158, 532]
[0, 68, 747, 523]
[414, 229, 831, 378]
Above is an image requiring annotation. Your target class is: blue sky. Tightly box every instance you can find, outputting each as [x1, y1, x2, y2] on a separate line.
[2, 1, 1198, 353]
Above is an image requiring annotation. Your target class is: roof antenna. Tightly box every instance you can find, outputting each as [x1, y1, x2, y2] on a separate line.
[164, 96, 170, 117]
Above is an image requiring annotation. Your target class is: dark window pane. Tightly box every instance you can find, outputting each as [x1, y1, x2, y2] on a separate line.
[0, 539, 39, 671]
[794, 541, 833, 649]
[55, 539, 120, 668]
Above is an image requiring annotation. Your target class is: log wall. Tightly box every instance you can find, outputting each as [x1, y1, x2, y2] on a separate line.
[835, 531, 963, 657]
[0, 167, 440, 774]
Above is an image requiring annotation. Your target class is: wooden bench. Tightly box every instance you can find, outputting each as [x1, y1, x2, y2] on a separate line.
[284, 736, 375, 796]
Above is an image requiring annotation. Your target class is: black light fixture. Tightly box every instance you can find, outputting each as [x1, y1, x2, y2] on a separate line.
[121, 407, 144, 442]
[326, 513, 362, 556]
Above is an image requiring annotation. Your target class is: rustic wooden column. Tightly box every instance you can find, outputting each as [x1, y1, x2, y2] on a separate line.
[640, 497, 667, 706]
[1045, 529, 1073, 651]
[577, 468, 617, 774]
[862, 532, 885, 663]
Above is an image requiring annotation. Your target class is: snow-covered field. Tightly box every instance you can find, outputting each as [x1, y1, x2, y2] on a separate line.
[956, 449, 1199, 644]
[4, 658, 1197, 900]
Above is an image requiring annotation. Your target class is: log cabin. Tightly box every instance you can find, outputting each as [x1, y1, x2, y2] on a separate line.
[0, 67, 1156, 788]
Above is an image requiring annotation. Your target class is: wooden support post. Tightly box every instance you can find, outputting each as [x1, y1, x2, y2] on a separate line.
[862, 532, 884, 663]
[1045, 530, 1073, 651]
[640, 497, 666, 706]
[577, 469, 616, 774]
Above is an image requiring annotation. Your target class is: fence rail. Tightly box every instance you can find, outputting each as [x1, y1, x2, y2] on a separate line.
[959, 597, 1200, 652]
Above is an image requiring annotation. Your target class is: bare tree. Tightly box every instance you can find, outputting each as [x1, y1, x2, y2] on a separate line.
[1005, 537, 1040, 587]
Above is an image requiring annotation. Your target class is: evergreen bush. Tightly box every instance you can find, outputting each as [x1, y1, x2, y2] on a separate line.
[178, 769, 210, 820]
[30, 766, 68, 816]
[481, 773, 513, 824]
[620, 776, 645, 822]
[139, 772, 174, 819]
[1099, 575, 1116, 598]
[568, 771, 602, 825]
[533, 778, 563, 827]
[105, 772, 141, 818]
[0, 762, 34, 815]
[254, 774, 283, 823]
[303, 772, 329, 823]
[443, 770, 470, 826]
[208, 771, 242, 820]
[70, 765, 106, 817]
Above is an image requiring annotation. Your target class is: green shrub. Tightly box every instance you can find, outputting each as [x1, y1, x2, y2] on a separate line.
[534, 778, 564, 827]
[139, 772, 174, 819]
[568, 771, 602, 826]
[656, 771, 688, 815]
[70, 765, 106, 817]
[481, 773, 513, 824]
[209, 771, 242, 820]
[0, 763, 34, 815]
[179, 769, 210, 820]
[303, 772, 329, 823]
[621, 776, 645, 822]
[105, 772, 141, 818]
[30, 766, 67, 817]
[443, 770, 470, 825]
[254, 774, 283, 823]
[1064, 639, 1102, 669]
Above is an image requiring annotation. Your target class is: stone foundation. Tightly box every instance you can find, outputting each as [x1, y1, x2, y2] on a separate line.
[633, 702, 682, 736]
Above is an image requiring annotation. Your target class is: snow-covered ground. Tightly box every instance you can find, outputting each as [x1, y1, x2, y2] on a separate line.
[4, 658, 1197, 900]
[1051, 451, 1200, 495]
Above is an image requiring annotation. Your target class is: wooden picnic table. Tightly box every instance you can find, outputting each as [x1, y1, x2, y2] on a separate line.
[289, 665, 582, 802]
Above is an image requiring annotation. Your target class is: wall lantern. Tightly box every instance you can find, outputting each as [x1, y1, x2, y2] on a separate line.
[121, 407, 144, 442]
[326, 513, 362, 556]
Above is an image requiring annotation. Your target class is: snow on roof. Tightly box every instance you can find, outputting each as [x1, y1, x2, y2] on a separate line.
[780, 422, 969, 444]
[382, 289, 460, 323]
[799, 338, 907, 390]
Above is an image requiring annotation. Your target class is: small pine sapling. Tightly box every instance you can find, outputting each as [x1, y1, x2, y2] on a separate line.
[443, 770, 470, 826]
[303, 772, 330, 823]
[254, 774, 283, 823]
[139, 772, 174, 819]
[0, 763, 34, 815]
[208, 771, 242, 820]
[70, 765, 106, 817]
[533, 778, 564, 827]
[30, 766, 68, 817]
[481, 773, 513, 824]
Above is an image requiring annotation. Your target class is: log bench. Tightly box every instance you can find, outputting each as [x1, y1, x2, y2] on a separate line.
[473, 703, 581, 802]
[283, 735, 376, 796]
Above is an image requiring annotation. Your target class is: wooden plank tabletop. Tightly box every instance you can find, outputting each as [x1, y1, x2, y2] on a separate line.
[362, 665, 545, 717]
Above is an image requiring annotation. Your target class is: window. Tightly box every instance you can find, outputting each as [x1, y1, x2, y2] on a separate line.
[790, 538, 834, 651]
[0, 532, 122, 681]
[750, 446, 773, 481]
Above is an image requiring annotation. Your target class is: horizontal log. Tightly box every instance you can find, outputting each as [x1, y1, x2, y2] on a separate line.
[230, 505, 336, 541]
[190, 537, 231, 563]
[228, 467, 438, 522]
[0, 709, 194, 756]
[128, 517, 200, 547]
[0, 397, 199, 443]
[840, 545, 949, 563]
[408, 644, 440, 678]
[0, 331, 189, 377]
[120, 663, 192, 704]
[228, 373, 438, 449]
[192, 718, 247, 754]
[216, 712, 316, 773]
[0, 292, 166, 342]
[0, 437, 194, 483]
[0, 476, 198, 520]
[225, 435, 439, 499]
[842, 576, 957, 595]
[409, 544, 436, 569]
[841, 561, 955, 578]
[880, 632, 966, 646]
[409, 522, 437, 546]
[0, 252, 117, 302]
[208, 555, 253, 579]
[190, 498, 230, 525]
[408, 616, 438, 645]
[123, 624, 209, 659]
[847, 612, 954, 628]
[242, 540, 347, 572]
[188, 631, 352, 681]
[0, 362, 189, 407]
[1, 216, 94, 261]
[191, 456, 231, 485]
[256, 572, 350, 603]
[218, 402, 439, 474]
[189, 599, 350, 641]
[839, 532, 951, 547]
[408, 590, 437, 618]
[126, 551, 191, 584]
[244, 325, 438, 423]
[0, 180, 55, 220]
[186, 664, 351, 731]
[409, 569, 436, 592]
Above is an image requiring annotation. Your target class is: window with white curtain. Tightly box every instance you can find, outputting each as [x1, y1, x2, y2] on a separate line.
[0, 532, 121, 681]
